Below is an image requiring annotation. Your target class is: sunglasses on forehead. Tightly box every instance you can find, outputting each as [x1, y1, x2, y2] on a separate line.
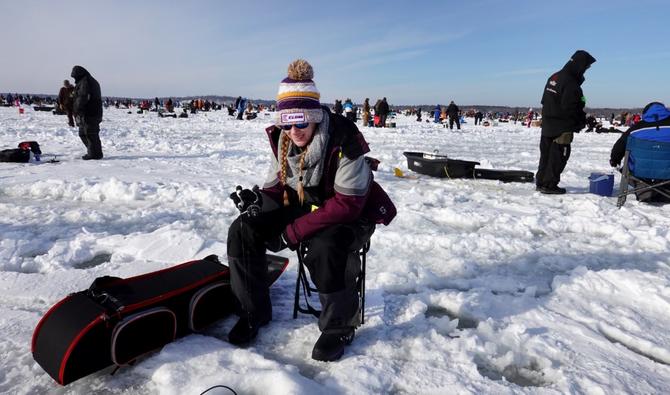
[280, 122, 309, 131]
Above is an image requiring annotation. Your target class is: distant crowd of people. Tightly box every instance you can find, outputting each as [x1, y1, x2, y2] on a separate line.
[0, 52, 653, 201]
[331, 97, 392, 127]
[0, 93, 57, 107]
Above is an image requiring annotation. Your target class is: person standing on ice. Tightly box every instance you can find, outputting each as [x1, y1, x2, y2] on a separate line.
[446, 100, 460, 130]
[334, 99, 343, 115]
[362, 98, 370, 126]
[236, 97, 246, 120]
[71, 65, 103, 160]
[343, 98, 355, 122]
[535, 50, 596, 195]
[376, 97, 390, 127]
[226, 59, 396, 361]
[57, 80, 75, 127]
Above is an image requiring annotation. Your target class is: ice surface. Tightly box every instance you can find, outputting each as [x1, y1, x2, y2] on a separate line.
[1, 107, 669, 394]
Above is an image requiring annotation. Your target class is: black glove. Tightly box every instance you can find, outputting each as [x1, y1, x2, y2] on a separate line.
[229, 185, 262, 217]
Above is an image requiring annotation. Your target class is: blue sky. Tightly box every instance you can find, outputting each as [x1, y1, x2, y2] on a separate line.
[1, 0, 668, 107]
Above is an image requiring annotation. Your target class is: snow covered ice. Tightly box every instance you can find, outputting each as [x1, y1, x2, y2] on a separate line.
[1, 106, 670, 394]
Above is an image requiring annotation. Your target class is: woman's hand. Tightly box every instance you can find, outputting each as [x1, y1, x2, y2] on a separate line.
[229, 185, 263, 217]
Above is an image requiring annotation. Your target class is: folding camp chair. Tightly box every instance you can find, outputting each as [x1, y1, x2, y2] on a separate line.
[617, 125, 670, 207]
[293, 240, 371, 324]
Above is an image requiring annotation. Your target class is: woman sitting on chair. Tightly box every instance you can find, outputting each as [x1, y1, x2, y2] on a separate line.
[226, 59, 396, 361]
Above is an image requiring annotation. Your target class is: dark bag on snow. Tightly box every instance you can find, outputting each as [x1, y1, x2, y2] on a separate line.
[32, 254, 288, 386]
[403, 151, 479, 178]
[0, 141, 41, 163]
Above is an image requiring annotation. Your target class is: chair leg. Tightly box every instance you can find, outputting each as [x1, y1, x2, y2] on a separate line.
[293, 243, 321, 319]
[293, 240, 371, 324]
[617, 151, 630, 208]
[617, 150, 670, 207]
[293, 256, 302, 319]
[359, 241, 368, 325]
[627, 178, 670, 198]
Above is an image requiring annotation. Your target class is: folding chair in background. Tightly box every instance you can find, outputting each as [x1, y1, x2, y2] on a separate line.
[617, 125, 670, 207]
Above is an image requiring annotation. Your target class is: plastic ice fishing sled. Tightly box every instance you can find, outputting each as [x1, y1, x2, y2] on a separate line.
[403, 151, 533, 182]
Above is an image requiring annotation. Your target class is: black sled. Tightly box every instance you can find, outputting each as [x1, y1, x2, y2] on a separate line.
[32, 254, 288, 386]
[33, 106, 55, 112]
[0, 141, 41, 163]
[403, 151, 533, 183]
[473, 168, 534, 183]
[403, 151, 479, 178]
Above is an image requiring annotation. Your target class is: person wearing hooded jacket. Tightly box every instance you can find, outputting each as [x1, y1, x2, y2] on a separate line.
[610, 102, 670, 203]
[446, 100, 460, 130]
[535, 50, 596, 194]
[376, 97, 390, 127]
[71, 65, 103, 160]
[226, 59, 396, 362]
[334, 99, 343, 115]
[57, 80, 75, 127]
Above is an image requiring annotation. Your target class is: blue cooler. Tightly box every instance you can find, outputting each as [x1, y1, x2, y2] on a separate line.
[588, 173, 614, 196]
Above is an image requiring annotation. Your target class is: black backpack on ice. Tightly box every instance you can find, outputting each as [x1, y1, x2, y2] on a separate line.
[32, 254, 288, 386]
[0, 141, 41, 162]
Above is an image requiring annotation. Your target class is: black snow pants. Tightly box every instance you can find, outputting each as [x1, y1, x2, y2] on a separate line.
[227, 208, 374, 334]
[449, 116, 461, 130]
[536, 133, 572, 188]
[379, 114, 388, 128]
[78, 119, 103, 159]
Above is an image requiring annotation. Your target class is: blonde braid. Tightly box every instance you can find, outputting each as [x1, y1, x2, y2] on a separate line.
[296, 147, 308, 205]
[280, 133, 291, 206]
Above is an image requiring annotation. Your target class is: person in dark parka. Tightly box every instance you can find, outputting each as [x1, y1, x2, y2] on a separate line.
[226, 59, 396, 362]
[334, 99, 343, 115]
[446, 100, 460, 130]
[71, 65, 103, 160]
[376, 97, 390, 127]
[536, 50, 596, 194]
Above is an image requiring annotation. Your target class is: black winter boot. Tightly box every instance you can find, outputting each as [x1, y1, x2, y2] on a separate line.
[228, 316, 269, 345]
[539, 185, 566, 195]
[311, 329, 355, 362]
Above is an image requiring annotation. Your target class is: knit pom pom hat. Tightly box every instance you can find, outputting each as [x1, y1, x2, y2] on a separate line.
[276, 59, 323, 125]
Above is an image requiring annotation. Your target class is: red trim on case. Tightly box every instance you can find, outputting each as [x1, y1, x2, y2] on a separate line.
[58, 315, 105, 385]
[121, 269, 229, 314]
[111, 308, 177, 366]
[274, 257, 290, 284]
[98, 260, 203, 287]
[32, 294, 74, 353]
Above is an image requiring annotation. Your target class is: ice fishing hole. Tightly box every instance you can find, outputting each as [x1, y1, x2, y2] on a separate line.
[75, 253, 112, 269]
[474, 355, 553, 387]
[424, 306, 479, 329]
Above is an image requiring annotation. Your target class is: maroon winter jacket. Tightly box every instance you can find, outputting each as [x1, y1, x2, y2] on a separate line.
[262, 109, 396, 245]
